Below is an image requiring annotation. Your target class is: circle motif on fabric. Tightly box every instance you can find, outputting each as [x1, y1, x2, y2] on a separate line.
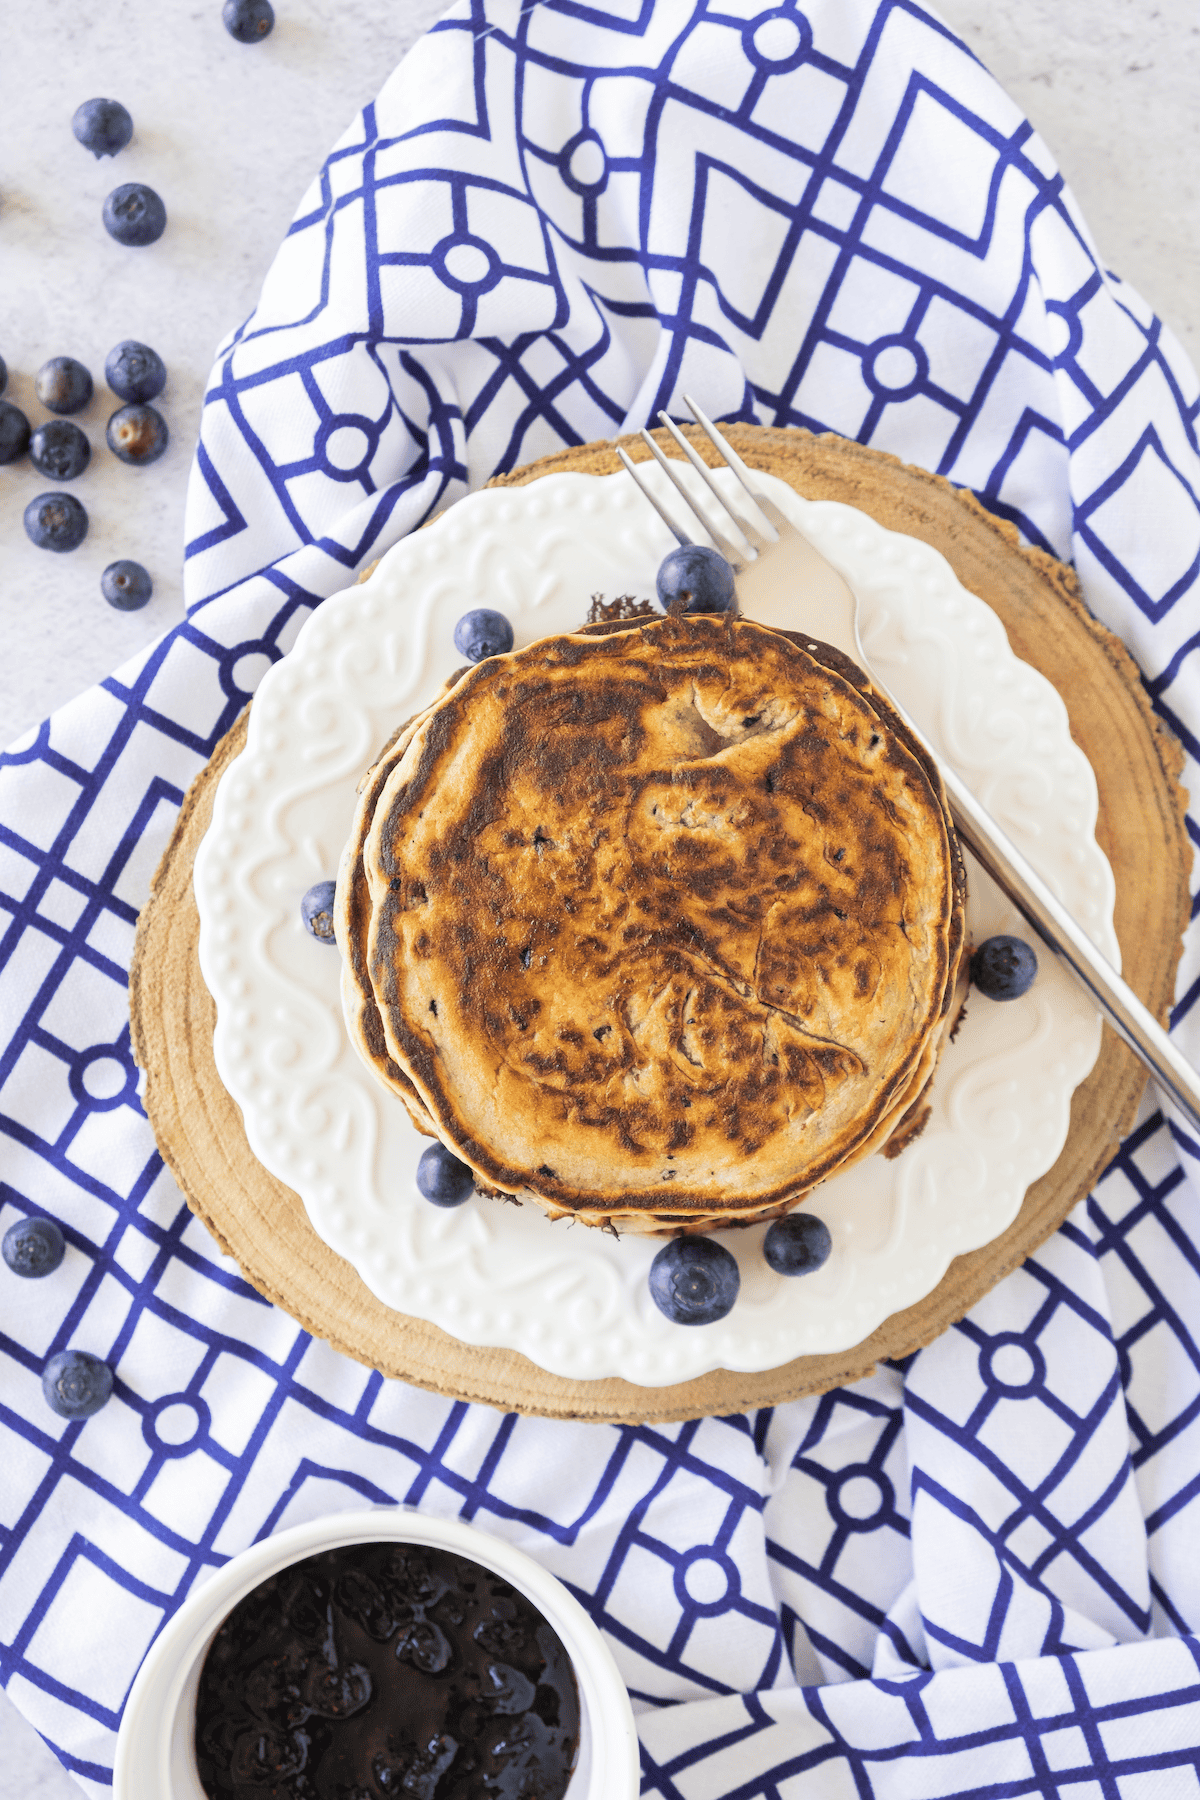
[744, 8, 812, 72]
[1044, 304, 1082, 362]
[864, 335, 930, 399]
[323, 422, 372, 473]
[675, 1549, 740, 1614]
[315, 413, 377, 482]
[220, 639, 277, 702]
[559, 129, 608, 196]
[829, 1464, 892, 1529]
[144, 1394, 211, 1455]
[72, 1048, 135, 1109]
[228, 649, 275, 696]
[434, 234, 502, 293]
[982, 1335, 1045, 1396]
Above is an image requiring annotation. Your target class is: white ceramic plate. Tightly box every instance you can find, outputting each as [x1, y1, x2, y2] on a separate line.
[194, 466, 1117, 1387]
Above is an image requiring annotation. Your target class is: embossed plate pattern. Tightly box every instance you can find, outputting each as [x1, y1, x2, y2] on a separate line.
[193, 468, 1117, 1386]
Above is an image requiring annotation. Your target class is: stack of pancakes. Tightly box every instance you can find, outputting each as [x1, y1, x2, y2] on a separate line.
[334, 614, 967, 1236]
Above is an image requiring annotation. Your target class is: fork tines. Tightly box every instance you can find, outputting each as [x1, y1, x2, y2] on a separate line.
[616, 397, 778, 567]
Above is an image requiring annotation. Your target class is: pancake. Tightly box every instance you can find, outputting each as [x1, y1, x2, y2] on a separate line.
[333, 671, 468, 1138]
[354, 614, 965, 1232]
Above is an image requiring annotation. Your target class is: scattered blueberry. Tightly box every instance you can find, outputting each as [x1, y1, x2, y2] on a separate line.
[655, 544, 737, 615]
[30, 419, 91, 482]
[453, 608, 514, 663]
[0, 401, 30, 464]
[2, 1218, 65, 1279]
[105, 339, 166, 404]
[103, 182, 167, 247]
[301, 880, 337, 944]
[416, 1142, 475, 1208]
[102, 560, 153, 612]
[35, 355, 93, 415]
[107, 403, 168, 465]
[649, 1236, 740, 1326]
[223, 0, 276, 41]
[763, 1212, 832, 1277]
[72, 97, 133, 158]
[42, 1349, 113, 1420]
[970, 935, 1039, 1001]
[0, 354, 7, 394]
[24, 492, 89, 553]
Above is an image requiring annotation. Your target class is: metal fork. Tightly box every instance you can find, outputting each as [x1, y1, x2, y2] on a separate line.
[616, 396, 1200, 1136]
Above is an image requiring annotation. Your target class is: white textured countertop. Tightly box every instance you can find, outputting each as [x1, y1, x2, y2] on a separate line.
[2, 0, 1198, 1790]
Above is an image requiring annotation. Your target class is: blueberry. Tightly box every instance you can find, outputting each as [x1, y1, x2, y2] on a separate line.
[107, 403, 168, 465]
[24, 493, 88, 553]
[453, 608, 514, 663]
[656, 544, 736, 615]
[648, 1236, 740, 1325]
[0, 401, 30, 464]
[301, 880, 337, 944]
[102, 560, 153, 612]
[2, 1218, 65, 1279]
[763, 1212, 832, 1277]
[0, 354, 7, 394]
[42, 1349, 113, 1420]
[35, 355, 94, 415]
[416, 1142, 475, 1208]
[105, 339, 166, 404]
[970, 935, 1038, 1001]
[103, 182, 167, 247]
[30, 420, 90, 482]
[223, 0, 276, 41]
[72, 97, 133, 158]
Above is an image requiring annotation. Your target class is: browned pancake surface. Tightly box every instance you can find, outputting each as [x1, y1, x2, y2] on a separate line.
[335, 712, 437, 1135]
[362, 616, 958, 1221]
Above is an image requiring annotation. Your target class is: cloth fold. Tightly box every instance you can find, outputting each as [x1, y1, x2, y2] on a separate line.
[3, 2, 1200, 1794]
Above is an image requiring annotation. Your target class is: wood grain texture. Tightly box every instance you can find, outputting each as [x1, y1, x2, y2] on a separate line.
[129, 427, 1190, 1424]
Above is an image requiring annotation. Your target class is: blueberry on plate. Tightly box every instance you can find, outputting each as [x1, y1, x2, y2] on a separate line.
[0, 353, 7, 394]
[970, 935, 1038, 1001]
[453, 608, 514, 663]
[763, 1212, 832, 1277]
[102, 560, 153, 611]
[24, 492, 88, 553]
[42, 1349, 113, 1420]
[649, 1236, 740, 1326]
[105, 339, 166, 404]
[301, 880, 337, 943]
[416, 1142, 475, 1208]
[0, 401, 30, 464]
[35, 355, 94, 415]
[103, 182, 167, 247]
[30, 419, 90, 482]
[107, 403, 168, 465]
[656, 544, 736, 615]
[3, 1218, 65, 1279]
[223, 0, 276, 41]
[72, 97, 133, 158]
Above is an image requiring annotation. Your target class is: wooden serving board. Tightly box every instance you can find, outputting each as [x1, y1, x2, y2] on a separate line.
[129, 426, 1190, 1424]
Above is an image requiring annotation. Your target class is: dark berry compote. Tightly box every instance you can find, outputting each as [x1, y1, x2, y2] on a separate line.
[194, 1541, 580, 1800]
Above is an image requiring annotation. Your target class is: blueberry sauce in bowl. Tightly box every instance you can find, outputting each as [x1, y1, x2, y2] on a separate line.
[193, 1541, 580, 1800]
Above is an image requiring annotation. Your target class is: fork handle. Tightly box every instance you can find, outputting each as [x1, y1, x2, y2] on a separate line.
[940, 761, 1200, 1135]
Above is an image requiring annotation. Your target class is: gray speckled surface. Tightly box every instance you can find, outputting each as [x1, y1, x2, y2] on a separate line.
[1, 1, 1197, 1791]
[0, 1697, 78, 1797]
[0, 0, 453, 755]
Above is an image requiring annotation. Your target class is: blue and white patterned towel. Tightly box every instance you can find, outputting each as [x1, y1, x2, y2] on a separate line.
[3, 2, 1200, 1793]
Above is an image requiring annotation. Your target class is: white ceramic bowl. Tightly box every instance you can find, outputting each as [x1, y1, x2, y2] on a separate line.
[114, 1507, 639, 1800]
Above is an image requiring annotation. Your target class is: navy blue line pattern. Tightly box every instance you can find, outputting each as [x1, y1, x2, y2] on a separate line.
[2, 2, 1200, 1793]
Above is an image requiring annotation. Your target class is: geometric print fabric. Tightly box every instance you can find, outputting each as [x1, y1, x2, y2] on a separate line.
[3, 2, 1200, 1794]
